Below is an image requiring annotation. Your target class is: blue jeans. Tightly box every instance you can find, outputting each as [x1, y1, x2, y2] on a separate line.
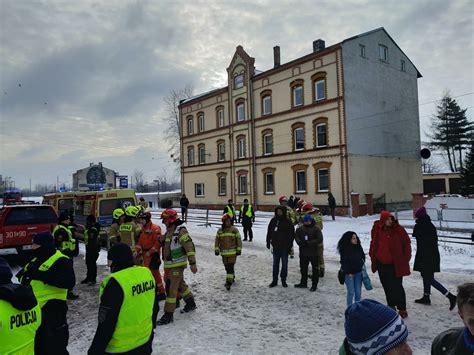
[345, 272, 362, 307]
[272, 251, 289, 281]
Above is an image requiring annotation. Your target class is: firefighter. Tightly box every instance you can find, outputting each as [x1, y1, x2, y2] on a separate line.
[157, 209, 197, 325]
[88, 243, 158, 354]
[279, 196, 297, 225]
[108, 208, 125, 247]
[215, 213, 242, 290]
[300, 202, 325, 278]
[238, 198, 255, 241]
[119, 206, 142, 247]
[0, 257, 42, 354]
[223, 199, 237, 224]
[81, 215, 101, 286]
[135, 211, 166, 301]
[17, 232, 75, 355]
[53, 212, 79, 300]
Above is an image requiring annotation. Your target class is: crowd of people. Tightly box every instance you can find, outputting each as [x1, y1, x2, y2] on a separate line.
[0, 194, 472, 354]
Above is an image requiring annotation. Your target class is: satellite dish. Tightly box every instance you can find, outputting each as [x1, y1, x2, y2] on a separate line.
[420, 148, 431, 159]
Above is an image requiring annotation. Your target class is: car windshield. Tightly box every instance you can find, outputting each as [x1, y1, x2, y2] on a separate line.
[4, 207, 57, 226]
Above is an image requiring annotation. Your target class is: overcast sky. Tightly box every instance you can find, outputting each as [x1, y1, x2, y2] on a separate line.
[0, 0, 473, 189]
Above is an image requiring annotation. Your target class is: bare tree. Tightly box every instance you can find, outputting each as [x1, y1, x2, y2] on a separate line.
[132, 169, 146, 192]
[163, 84, 194, 166]
[421, 157, 441, 174]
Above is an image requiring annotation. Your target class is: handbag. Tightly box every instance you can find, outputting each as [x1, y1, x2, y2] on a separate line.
[338, 269, 345, 285]
[362, 265, 373, 290]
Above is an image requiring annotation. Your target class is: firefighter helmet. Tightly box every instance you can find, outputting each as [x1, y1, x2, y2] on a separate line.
[221, 213, 232, 222]
[161, 209, 178, 223]
[278, 195, 288, 203]
[113, 208, 125, 219]
[302, 202, 314, 211]
[125, 206, 140, 218]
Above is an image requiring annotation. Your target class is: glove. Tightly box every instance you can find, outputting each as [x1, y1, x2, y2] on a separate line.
[215, 250, 220, 256]
[236, 250, 241, 256]
[149, 253, 161, 270]
[266, 243, 270, 249]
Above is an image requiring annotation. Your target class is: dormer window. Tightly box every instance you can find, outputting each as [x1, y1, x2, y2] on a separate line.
[234, 74, 244, 89]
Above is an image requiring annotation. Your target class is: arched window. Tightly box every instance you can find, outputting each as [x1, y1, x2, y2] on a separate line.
[313, 162, 332, 193]
[236, 98, 245, 122]
[292, 122, 305, 151]
[291, 164, 308, 194]
[197, 112, 205, 133]
[260, 90, 272, 116]
[290, 79, 304, 107]
[236, 135, 246, 159]
[217, 139, 225, 162]
[187, 146, 194, 166]
[262, 167, 276, 195]
[261, 129, 273, 156]
[313, 117, 329, 148]
[187, 116, 194, 135]
[216, 106, 225, 128]
[198, 144, 206, 165]
[311, 72, 327, 102]
[217, 172, 227, 196]
[237, 169, 248, 195]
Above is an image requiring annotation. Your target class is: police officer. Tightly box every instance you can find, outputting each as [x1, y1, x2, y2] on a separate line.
[17, 231, 75, 355]
[238, 198, 255, 241]
[223, 199, 236, 225]
[88, 243, 158, 354]
[0, 257, 41, 354]
[53, 212, 79, 300]
[81, 215, 101, 285]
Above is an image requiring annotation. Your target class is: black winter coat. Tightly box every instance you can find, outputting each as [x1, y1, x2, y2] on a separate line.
[295, 221, 323, 257]
[340, 245, 365, 275]
[266, 207, 295, 253]
[180, 197, 189, 207]
[413, 215, 441, 274]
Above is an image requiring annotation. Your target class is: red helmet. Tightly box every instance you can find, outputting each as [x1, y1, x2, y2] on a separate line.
[302, 202, 313, 211]
[296, 199, 305, 208]
[278, 195, 288, 203]
[160, 209, 178, 223]
[221, 213, 232, 222]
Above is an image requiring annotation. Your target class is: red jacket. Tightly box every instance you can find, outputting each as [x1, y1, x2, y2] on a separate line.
[369, 212, 411, 277]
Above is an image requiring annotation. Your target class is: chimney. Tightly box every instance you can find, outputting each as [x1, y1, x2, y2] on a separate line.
[273, 46, 280, 68]
[313, 39, 325, 53]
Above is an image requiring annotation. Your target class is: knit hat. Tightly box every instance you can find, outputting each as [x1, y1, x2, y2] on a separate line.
[345, 299, 408, 355]
[379, 211, 393, 223]
[414, 207, 427, 219]
[0, 257, 13, 284]
[33, 231, 54, 248]
[303, 214, 313, 223]
[108, 243, 134, 270]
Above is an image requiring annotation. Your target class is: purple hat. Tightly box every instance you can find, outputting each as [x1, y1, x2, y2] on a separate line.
[414, 207, 427, 219]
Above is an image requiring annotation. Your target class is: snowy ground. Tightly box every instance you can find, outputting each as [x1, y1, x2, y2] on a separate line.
[65, 213, 473, 354]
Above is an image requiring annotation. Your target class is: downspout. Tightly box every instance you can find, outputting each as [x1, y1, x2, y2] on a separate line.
[178, 102, 184, 195]
[249, 78, 258, 208]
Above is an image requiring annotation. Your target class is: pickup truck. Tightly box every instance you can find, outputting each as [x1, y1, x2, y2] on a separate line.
[0, 205, 57, 258]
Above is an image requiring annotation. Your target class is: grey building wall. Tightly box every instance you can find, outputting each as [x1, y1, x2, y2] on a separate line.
[72, 164, 116, 191]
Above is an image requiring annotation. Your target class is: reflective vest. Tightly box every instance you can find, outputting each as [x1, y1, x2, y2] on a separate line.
[53, 224, 76, 252]
[225, 205, 236, 218]
[99, 267, 155, 353]
[215, 229, 241, 256]
[240, 204, 253, 218]
[164, 226, 189, 269]
[0, 298, 42, 355]
[119, 223, 137, 247]
[85, 226, 99, 245]
[22, 251, 69, 308]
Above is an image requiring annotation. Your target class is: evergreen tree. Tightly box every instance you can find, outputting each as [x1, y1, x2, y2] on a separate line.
[429, 93, 473, 172]
[460, 142, 474, 195]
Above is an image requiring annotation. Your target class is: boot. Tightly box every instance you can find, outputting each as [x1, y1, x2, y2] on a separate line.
[157, 312, 173, 326]
[415, 295, 431, 305]
[180, 298, 197, 313]
[319, 268, 325, 278]
[281, 279, 288, 288]
[268, 280, 278, 288]
[310, 285, 317, 292]
[447, 293, 457, 311]
[157, 293, 166, 301]
[294, 281, 307, 288]
[225, 282, 231, 291]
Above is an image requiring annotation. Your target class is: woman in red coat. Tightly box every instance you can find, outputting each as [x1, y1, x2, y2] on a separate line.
[370, 211, 411, 318]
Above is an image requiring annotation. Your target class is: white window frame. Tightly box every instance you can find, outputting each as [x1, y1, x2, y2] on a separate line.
[187, 147, 194, 166]
[262, 95, 271, 115]
[296, 170, 306, 193]
[218, 176, 226, 196]
[218, 142, 225, 162]
[234, 74, 244, 89]
[237, 138, 246, 159]
[263, 134, 273, 155]
[195, 183, 205, 197]
[187, 118, 194, 135]
[359, 44, 366, 58]
[379, 44, 388, 62]
[315, 79, 326, 101]
[318, 169, 329, 192]
[198, 146, 206, 164]
[294, 127, 304, 151]
[238, 175, 247, 194]
[293, 85, 303, 107]
[264, 172, 274, 194]
[316, 123, 327, 147]
[401, 60, 406, 72]
[218, 109, 225, 127]
[198, 114, 205, 132]
[237, 103, 245, 122]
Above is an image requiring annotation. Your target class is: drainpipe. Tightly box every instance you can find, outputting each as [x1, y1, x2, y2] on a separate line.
[249, 77, 258, 208]
[178, 103, 184, 195]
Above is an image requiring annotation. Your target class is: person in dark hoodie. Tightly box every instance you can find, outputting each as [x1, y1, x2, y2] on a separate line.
[81, 214, 101, 286]
[413, 207, 457, 310]
[266, 205, 295, 288]
[0, 257, 41, 354]
[88, 243, 158, 355]
[294, 214, 322, 292]
[17, 231, 75, 355]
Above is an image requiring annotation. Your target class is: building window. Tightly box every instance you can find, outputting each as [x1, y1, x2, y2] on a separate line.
[236, 102, 245, 122]
[315, 79, 326, 101]
[198, 145, 206, 164]
[234, 74, 244, 89]
[263, 133, 273, 155]
[237, 136, 246, 159]
[359, 44, 366, 58]
[316, 124, 327, 147]
[264, 172, 274, 194]
[197, 113, 205, 132]
[238, 175, 247, 194]
[401, 60, 406, 72]
[187, 147, 194, 166]
[218, 176, 226, 195]
[379, 44, 388, 62]
[318, 169, 329, 192]
[217, 141, 225, 162]
[296, 170, 306, 193]
[293, 85, 303, 107]
[262, 95, 271, 115]
[217, 108, 225, 127]
[195, 183, 205, 197]
[187, 117, 194, 135]
[293, 127, 305, 151]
